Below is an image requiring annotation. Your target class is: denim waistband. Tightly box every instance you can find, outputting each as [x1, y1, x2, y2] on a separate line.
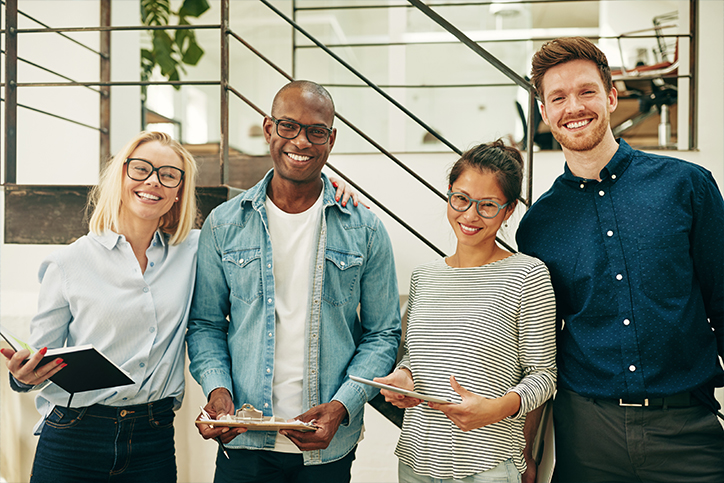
[64, 397, 174, 419]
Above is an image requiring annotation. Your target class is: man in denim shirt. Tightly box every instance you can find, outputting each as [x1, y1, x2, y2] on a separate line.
[517, 37, 724, 482]
[187, 80, 401, 483]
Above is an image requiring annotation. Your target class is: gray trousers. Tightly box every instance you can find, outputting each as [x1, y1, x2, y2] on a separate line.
[553, 388, 724, 483]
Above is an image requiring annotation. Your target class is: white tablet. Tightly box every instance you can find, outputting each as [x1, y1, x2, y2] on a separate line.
[350, 375, 453, 405]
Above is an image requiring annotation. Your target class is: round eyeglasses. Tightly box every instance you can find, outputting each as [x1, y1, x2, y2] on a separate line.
[271, 117, 333, 145]
[447, 191, 509, 219]
[125, 158, 185, 189]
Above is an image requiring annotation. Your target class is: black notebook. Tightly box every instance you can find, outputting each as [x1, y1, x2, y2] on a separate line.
[1, 326, 134, 394]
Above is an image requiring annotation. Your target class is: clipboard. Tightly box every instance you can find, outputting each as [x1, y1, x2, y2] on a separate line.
[196, 404, 318, 432]
[350, 375, 453, 404]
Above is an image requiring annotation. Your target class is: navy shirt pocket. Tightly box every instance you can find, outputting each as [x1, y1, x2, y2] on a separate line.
[323, 249, 363, 306]
[637, 233, 692, 301]
[222, 248, 263, 304]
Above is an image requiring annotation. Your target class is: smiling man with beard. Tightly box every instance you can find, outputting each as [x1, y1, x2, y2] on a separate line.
[516, 37, 724, 482]
[186, 80, 401, 483]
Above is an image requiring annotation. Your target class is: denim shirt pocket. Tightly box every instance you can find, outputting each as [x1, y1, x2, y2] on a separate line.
[323, 249, 364, 306]
[637, 233, 691, 300]
[222, 248, 263, 304]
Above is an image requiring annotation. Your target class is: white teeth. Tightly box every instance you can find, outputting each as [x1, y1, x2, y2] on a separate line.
[287, 152, 311, 162]
[137, 192, 160, 201]
[459, 224, 481, 234]
[565, 119, 590, 129]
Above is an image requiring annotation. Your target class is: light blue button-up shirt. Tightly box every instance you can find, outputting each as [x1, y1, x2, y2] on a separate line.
[186, 171, 401, 465]
[13, 229, 199, 429]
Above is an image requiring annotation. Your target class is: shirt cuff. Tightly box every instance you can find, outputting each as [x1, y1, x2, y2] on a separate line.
[9, 373, 35, 392]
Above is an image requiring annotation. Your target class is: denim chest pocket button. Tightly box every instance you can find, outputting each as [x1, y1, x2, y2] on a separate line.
[222, 248, 263, 303]
[323, 249, 364, 306]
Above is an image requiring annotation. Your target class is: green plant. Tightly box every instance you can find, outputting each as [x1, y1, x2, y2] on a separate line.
[141, 0, 210, 92]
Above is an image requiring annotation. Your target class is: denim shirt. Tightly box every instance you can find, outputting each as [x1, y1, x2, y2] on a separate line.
[187, 171, 401, 465]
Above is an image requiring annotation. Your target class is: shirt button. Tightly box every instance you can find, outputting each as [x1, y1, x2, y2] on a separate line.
[579, 183, 585, 189]
[150, 327, 156, 333]
[267, 298, 273, 304]
[611, 174, 617, 179]
[268, 332, 273, 338]
[599, 190, 605, 197]
[267, 264, 272, 269]
[153, 242, 157, 246]
[623, 319, 630, 326]
[140, 363, 145, 368]
[264, 403, 269, 408]
[629, 365, 636, 372]
[143, 287, 149, 293]
[150, 262, 154, 267]
[607, 230, 614, 237]
[616, 274, 623, 281]
[266, 368, 271, 373]
[239, 259, 244, 264]
[340, 261, 345, 266]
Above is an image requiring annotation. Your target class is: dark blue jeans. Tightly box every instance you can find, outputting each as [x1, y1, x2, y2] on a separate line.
[30, 398, 176, 483]
[213, 446, 357, 483]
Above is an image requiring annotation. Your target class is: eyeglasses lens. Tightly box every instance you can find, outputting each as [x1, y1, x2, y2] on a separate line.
[276, 120, 330, 144]
[127, 160, 183, 188]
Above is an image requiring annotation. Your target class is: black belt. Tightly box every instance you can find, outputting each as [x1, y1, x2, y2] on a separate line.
[618, 391, 700, 408]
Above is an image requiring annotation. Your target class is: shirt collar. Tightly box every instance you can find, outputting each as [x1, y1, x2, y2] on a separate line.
[92, 228, 167, 250]
[562, 138, 634, 184]
[240, 169, 349, 215]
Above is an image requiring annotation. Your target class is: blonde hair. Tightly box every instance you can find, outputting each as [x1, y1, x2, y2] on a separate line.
[88, 131, 198, 245]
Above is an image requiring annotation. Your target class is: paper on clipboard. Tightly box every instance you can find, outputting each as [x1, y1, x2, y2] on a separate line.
[350, 375, 453, 404]
[196, 403, 318, 432]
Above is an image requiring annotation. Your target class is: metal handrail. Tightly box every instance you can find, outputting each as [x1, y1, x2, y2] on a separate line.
[0, 97, 103, 132]
[260, 0, 462, 156]
[405, 0, 536, 206]
[295, 33, 687, 49]
[3, 0, 104, 57]
[0, 49, 101, 93]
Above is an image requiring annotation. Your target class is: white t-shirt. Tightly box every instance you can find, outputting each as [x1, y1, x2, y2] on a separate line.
[264, 190, 324, 453]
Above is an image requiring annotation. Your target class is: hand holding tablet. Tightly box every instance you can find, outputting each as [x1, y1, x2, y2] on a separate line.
[350, 375, 453, 405]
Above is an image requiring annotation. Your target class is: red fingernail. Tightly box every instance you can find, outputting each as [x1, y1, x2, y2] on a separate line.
[342, 202, 347, 207]
[39, 347, 48, 355]
[0, 348, 4, 355]
[335, 197, 339, 201]
[332, 182, 338, 187]
[61, 363, 68, 368]
[55, 358, 64, 364]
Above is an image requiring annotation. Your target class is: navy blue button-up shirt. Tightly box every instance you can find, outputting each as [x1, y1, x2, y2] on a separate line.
[517, 139, 724, 404]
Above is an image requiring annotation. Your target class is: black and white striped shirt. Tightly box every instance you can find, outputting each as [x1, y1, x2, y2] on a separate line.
[396, 253, 557, 479]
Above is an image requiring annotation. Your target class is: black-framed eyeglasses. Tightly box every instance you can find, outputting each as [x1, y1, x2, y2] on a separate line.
[447, 191, 509, 219]
[271, 117, 333, 145]
[125, 158, 185, 188]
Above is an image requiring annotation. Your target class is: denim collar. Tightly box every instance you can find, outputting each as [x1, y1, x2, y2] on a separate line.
[237, 168, 351, 216]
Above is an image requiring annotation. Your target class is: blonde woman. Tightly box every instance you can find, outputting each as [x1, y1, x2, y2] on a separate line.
[1, 131, 199, 482]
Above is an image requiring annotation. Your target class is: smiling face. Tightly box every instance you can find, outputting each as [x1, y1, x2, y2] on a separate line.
[263, 86, 336, 187]
[447, 167, 511, 252]
[539, 59, 617, 153]
[121, 140, 183, 227]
